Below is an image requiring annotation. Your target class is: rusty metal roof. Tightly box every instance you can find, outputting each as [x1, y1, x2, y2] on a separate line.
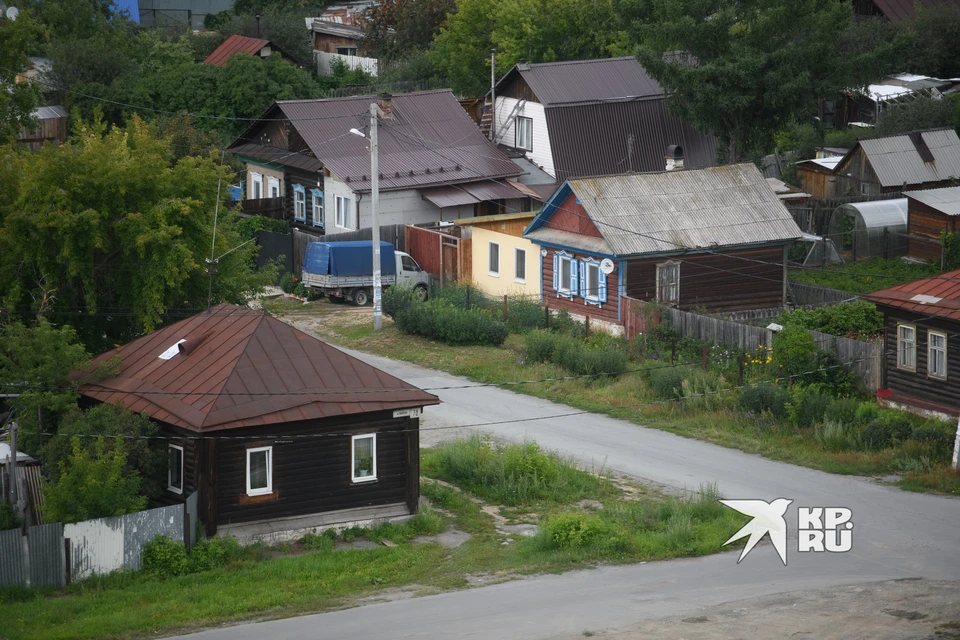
[501, 57, 664, 106]
[256, 91, 521, 193]
[905, 185, 960, 216]
[849, 128, 960, 188]
[204, 35, 271, 67]
[863, 270, 960, 322]
[557, 164, 801, 257]
[871, 0, 960, 22]
[77, 305, 439, 433]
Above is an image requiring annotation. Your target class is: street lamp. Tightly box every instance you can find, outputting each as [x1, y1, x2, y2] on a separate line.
[350, 104, 382, 330]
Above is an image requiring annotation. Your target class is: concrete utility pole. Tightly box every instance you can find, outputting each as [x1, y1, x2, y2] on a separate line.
[370, 101, 382, 331]
[952, 414, 960, 469]
[489, 48, 496, 142]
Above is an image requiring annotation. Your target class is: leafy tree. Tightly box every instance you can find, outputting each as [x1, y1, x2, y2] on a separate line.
[0, 320, 91, 455]
[364, 0, 456, 61]
[877, 95, 960, 136]
[214, 7, 316, 66]
[0, 11, 42, 141]
[44, 404, 166, 501]
[42, 436, 147, 524]
[0, 115, 274, 352]
[901, 6, 960, 79]
[634, 0, 900, 162]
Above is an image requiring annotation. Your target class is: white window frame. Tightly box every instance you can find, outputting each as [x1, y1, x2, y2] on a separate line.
[268, 176, 280, 199]
[351, 434, 377, 483]
[514, 247, 526, 283]
[558, 254, 573, 295]
[927, 330, 947, 380]
[336, 195, 352, 229]
[488, 241, 500, 277]
[293, 185, 306, 222]
[897, 323, 916, 371]
[245, 446, 273, 497]
[251, 171, 263, 200]
[584, 260, 601, 303]
[516, 116, 533, 151]
[167, 444, 183, 495]
[656, 261, 680, 306]
[311, 189, 324, 228]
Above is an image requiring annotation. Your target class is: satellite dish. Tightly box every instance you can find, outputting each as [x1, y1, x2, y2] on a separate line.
[6, 6, 19, 20]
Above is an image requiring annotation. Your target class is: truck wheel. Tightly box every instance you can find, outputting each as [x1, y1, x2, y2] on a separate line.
[353, 289, 370, 306]
[414, 284, 429, 302]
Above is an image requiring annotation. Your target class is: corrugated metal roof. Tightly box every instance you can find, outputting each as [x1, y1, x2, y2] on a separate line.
[204, 34, 271, 67]
[310, 18, 365, 39]
[227, 142, 325, 173]
[563, 164, 801, 257]
[32, 105, 67, 120]
[905, 185, 960, 216]
[871, 0, 960, 22]
[273, 91, 522, 193]
[504, 57, 665, 106]
[77, 305, 439, 432]
[797, 157, 842, 171]
[834, 199, 908, 230]
[419, 180, 525, 208]
[854, 128, 960, 187]
[545, 98, 718, 182]
[863, 269, 960, 322]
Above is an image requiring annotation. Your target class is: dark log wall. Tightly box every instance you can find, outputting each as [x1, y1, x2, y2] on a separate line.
[214, 412, 415, 527]
[625, 246, 786, 312]
[882, 312, 960, 415]
[907, 199, 954, 262]
[541, 248, 620, 324]
[499, 75, 538, 103]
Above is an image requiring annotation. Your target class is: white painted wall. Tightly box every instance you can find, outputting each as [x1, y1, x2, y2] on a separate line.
[494, 97, 554, 179]
[325, 174, 478, 228]
[324, 174, 360, 232]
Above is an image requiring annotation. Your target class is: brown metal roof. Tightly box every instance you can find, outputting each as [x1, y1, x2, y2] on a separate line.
[227, 143, 325, 173]
[77, 305, 439, 432]
[847, 128, 960, 188]
[418, 180, 526, 208]
[544, 98, 718, 182]
[204, 35, 272, 67]
[241, 91, 521, 194]
[500, 57, 665, 106]
[871, 0, 960, 22]
[862, 270, 960, 322]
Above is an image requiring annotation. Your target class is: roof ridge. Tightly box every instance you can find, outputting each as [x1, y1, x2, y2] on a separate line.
[523, 57, 638, 69]
[277, 89, 453, 106]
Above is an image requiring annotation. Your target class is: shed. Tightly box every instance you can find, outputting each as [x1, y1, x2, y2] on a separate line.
[905, 186, 960, 262]
[17, 105, 68, 151]
[76, 304, 440, 542]
[827, 199, 908, 260]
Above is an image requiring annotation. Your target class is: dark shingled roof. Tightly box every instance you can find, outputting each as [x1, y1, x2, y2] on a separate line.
[77, 305, 439, 432]
[232, 90, 521, 193]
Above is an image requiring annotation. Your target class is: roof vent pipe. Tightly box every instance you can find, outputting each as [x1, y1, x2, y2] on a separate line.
[665, 144, 684, 171]
[178, 332, 212, 356]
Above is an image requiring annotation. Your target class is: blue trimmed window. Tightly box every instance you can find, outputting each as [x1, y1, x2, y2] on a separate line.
[553, 251, 576, 298]
[581, 258, 607, 304]
[310, 188, 323, 228]
[293, 184, 306, 222]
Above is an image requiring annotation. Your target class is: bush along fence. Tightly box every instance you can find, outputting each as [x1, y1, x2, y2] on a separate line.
[620, 297, 881, 391]
[0, 492, 198, 587]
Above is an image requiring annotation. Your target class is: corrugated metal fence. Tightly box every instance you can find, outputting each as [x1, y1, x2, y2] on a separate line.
[0, 493, 196, 587]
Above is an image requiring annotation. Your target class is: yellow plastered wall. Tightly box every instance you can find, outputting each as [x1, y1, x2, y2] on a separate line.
[470, 227, 541, 299]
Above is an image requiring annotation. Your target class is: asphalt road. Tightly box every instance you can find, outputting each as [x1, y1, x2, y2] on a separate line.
[177, 348, 960, 640]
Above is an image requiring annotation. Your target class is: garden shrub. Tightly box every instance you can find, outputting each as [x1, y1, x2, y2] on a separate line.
[648, 366, 691, 400]
[506, 298, 546, 333]
[299, 531, 336, 552]
[141, 535, 188, 579]
[524, 330, 559, 364]
[0, 501, 19, 531]
[776, 301, 883, 340]
[815, 419, 861, 451]
[911, 421, 955, 462]
[548, 309, 583, 338]
[576, 344, 629, 377]
[382, 285, 419, 319]
[433, 283, 478, 310]
[788, 386, 833, 428]
[853, 402, 880, 426]
[544, 512, 610, 548]
[680, 369, 728, 411]
[737, 382, 790, 418]
[824, 398, 861, 426]
[863, 416, 913, 450]
[279, 272, 297, 294]
[532, 332, 628, 376]
[187, 536, 243, 573]
[395, 300, 508, 346]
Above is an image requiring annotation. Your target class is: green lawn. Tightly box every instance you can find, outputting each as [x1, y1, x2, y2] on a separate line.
[0, 438, 745, 640]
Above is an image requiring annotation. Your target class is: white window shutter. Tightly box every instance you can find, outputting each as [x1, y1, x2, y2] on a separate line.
[553, 253, 559, 291]
[599, 268, 607, 303]
[571, 260, 579, 298]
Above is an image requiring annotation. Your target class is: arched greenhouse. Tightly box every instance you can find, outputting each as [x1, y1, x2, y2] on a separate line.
[826, 199, 908, 260]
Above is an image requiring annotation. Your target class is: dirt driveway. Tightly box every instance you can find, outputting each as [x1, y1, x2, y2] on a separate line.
[558, 579, 960, 640]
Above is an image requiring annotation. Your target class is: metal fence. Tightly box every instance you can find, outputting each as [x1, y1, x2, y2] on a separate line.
[0, 493, 197, 587]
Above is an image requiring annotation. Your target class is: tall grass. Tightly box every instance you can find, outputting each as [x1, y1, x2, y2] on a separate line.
[422, 435, 615, 506]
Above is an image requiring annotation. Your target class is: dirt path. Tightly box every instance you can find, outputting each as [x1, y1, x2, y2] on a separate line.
[558, 579, 960, 640]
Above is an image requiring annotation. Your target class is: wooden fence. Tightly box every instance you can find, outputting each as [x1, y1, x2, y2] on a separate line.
[620, 296, 881, 390]
[788, 282, 856, 307]
[404, 225, 462, 286]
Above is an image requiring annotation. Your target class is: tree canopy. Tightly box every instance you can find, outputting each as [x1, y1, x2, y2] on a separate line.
[364, 0, 457, 61]
[0, 13, 41, 141]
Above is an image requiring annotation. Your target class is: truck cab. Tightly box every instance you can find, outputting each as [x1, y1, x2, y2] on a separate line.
[396, 252, 427, 290]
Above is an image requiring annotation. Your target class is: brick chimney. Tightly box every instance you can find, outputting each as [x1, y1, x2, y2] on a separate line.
[665, 144, 684, 171]
[377, 92, 394, 119]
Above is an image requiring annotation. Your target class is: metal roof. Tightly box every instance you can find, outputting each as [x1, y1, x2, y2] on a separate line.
[797, 157, 842, 171]
[863, 269, 960, 322]
[310, 19, 365, 39]
[77, 305, 439, 433]
[269, 91, 521, 193]
[905, 185, 960, 216]
[544, 96, 717, 182]
[833, 199, 908, 230]
[524, 226, 614, 255]
[558, 164, 801, 257]
[228, 142, 325, 173]
[204, 34, 271, 67]
[501, 57, 665, 106]
[31, 105, 67, 120]
[419, 180, 525, 208]
[871, 0, 960, 22]
[852, 128, 960, 187]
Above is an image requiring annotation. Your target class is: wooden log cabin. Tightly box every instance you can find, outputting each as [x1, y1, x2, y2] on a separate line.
[523, 163, 803, 333]
[905, 186, 960, 264]
[863, 271, 960, 419]
[76, 304, 439, 543]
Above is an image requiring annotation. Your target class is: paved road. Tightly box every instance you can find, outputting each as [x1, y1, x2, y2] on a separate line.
[179, 348, 960, 640]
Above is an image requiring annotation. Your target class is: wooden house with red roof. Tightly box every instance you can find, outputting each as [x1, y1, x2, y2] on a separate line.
[76, 304, 439, 542]
[863, 270, 960, 418]
[203, 34, 297, 68]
